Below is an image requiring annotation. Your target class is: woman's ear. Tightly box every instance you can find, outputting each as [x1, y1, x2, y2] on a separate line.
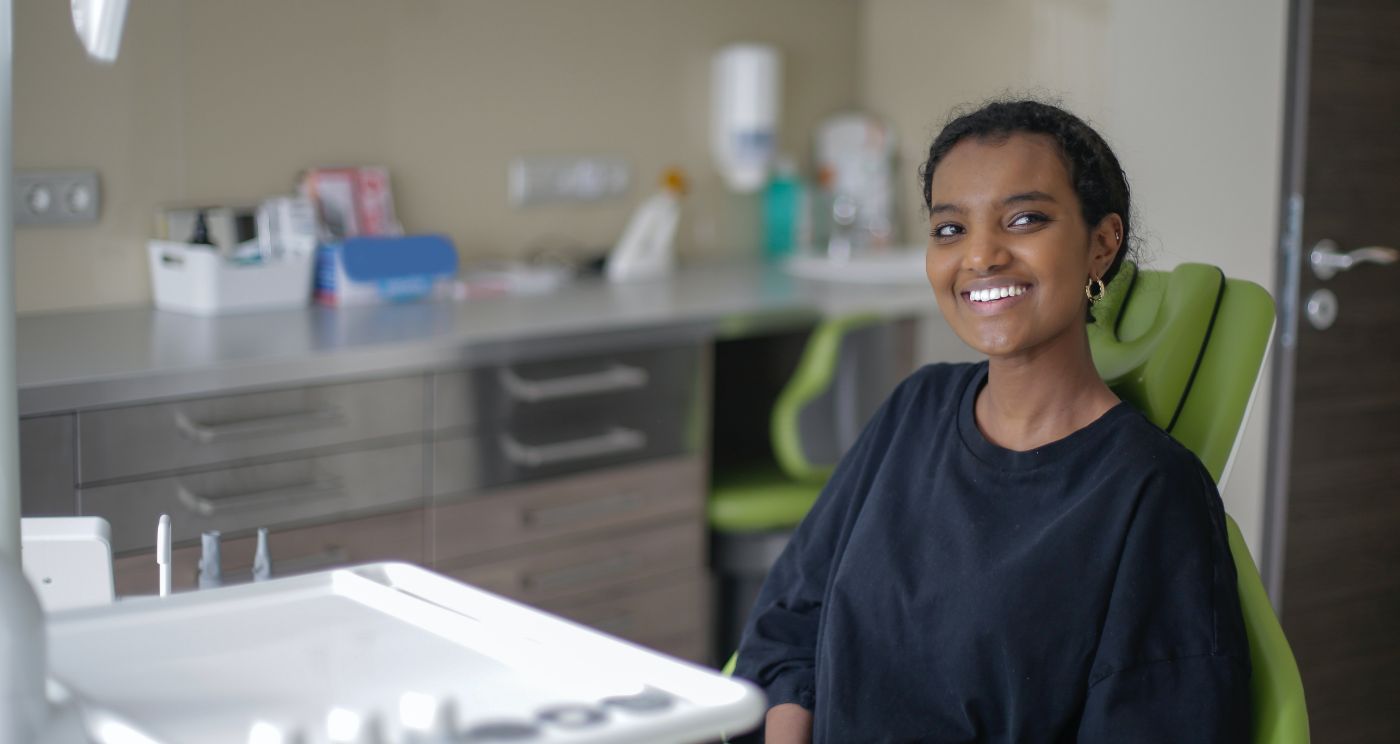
[1090, 214, 1124, 277]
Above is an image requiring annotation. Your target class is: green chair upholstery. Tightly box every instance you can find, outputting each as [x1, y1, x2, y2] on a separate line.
[1090, 262, 1307, 743]
[708, 314, 889, 533]
[722, 262, 1308, 744]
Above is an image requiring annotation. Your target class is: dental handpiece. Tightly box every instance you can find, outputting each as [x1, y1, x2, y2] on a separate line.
[157, 514, 172, 597]
[198, 530, 222, 589]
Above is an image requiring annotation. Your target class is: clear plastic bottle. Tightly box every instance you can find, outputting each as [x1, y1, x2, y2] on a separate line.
[802, 166, 837, 258]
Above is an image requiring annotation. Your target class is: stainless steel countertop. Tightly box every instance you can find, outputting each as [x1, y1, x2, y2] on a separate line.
[17, 261, 937, 416]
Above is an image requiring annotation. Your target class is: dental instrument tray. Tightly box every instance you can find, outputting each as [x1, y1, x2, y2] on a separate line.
[46, 562, 765, 744]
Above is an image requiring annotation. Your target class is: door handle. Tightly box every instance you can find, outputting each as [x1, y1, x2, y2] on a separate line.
[1310, 239, 1399, 280]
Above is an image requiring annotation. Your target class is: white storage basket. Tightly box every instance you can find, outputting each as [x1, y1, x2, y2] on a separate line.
[148, 240, 314, 316]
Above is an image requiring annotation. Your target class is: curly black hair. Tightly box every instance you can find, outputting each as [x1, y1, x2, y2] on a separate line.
[919, 100, 1135, 314]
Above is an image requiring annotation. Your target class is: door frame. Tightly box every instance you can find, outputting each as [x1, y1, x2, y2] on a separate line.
[1262, 0, 1312, 607]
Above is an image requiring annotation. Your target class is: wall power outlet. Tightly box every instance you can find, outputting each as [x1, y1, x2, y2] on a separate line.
[508, 156, 630, 207]
[15, 170, 101, 226]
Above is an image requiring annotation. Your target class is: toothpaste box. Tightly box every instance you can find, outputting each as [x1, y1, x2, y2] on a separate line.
[315, 234, 459, 306]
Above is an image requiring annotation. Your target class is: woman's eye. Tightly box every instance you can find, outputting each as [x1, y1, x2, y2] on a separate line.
[931, 223, 962, 238]
[1009, 212, 1048, 228]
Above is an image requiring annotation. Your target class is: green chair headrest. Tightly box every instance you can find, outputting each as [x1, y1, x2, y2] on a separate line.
[1088, 261, 1225, 432]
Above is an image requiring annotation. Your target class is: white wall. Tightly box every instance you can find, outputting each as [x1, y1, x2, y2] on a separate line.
[863, 0, 1290, 556]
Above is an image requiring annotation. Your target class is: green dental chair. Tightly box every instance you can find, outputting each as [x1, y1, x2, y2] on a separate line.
[717, 263, 1308, 744]
[1088, 262, 1307, 743]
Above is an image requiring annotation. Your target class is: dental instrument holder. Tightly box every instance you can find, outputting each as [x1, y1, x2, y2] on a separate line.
[252, 527, 272, 582]
[197, 530, 222, 589]
[43, 562, 767, 743]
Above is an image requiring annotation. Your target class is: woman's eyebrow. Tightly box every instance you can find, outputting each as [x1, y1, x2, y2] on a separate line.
[930, 191, 1056, 215]
[1003, 190, 1056, 206]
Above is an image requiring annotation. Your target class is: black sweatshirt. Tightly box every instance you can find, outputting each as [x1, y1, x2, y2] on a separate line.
[734, 362, 1251, 743]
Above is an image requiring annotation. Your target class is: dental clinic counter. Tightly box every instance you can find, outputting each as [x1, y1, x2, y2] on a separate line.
[16, 261, 936, 416]
[14, 260, 938, 666]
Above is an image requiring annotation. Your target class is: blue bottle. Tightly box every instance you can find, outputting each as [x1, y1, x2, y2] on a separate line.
[762, 158, 804, 262]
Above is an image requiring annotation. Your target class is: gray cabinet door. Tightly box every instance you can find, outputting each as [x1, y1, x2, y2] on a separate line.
[82, 441, 426, 554]
[78, 374, 426, 483]
[20, 415, 76, 515]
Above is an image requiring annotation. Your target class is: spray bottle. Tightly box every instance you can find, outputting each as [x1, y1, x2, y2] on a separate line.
[606, 168, 688, 283]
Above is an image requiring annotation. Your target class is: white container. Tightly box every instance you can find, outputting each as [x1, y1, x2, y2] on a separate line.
[148, 240, 315, 316]
[710, 43, 781, 193]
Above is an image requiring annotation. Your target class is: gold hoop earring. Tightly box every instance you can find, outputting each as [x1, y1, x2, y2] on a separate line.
[1085, 276, 1106, 303]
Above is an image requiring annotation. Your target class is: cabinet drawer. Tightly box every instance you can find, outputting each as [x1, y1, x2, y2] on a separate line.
[433, 344, 704, 432]
[78, 374, 426, 483]
[541, 570, 709, 655]
[112, 507, 425, 597]
[20, 415, 76, 516]
[81, 441, 425, 554]
[433, 400, 702, 491]
[442, 520, 703, 607]
[432, 456, 703, 565]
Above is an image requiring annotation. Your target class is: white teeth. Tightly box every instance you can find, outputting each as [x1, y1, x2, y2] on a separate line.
[968, 285, 1027, 302]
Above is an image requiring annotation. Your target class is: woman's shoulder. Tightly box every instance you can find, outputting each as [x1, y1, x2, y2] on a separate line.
[1103, 405, 1216, 488]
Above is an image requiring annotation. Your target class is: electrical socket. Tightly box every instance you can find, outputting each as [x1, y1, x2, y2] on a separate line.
[15, 170, 101, 226]
[508, 156, 630, 207]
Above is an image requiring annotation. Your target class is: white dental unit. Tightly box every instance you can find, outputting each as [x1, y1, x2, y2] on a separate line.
[0, 4, 764, 742]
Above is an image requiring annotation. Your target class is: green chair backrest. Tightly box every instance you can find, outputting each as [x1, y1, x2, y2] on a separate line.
[770, 314, 898, 483]
[1089, 262, 1308, 743]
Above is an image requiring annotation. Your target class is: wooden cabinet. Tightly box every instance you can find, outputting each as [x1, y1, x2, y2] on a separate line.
[23, 340, 713, 662]
[428, 342, 712, 661]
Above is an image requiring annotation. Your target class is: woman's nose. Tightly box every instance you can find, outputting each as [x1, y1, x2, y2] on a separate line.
[963, 233, 1011, 274]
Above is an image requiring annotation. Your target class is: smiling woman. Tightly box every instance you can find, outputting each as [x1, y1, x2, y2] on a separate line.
[732, 101, 1252, 743]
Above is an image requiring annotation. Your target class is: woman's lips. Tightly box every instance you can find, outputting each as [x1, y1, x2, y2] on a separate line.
[960, 284, 1032, 315]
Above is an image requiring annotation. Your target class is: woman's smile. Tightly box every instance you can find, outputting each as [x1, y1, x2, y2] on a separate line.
[960, 282, 1033, 315]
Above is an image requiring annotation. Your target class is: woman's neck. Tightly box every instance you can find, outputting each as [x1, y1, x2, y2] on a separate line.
[974, 331, 1120, 452]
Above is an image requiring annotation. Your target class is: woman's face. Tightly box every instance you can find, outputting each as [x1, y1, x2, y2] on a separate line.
[924, 133, 1121, 360]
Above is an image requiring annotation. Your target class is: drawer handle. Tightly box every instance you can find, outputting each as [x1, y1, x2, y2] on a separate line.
[524, 554, 633, 592]
[176, 478, 344, 517]
[497, 363, 649, 403]
[523, 491, 644, 529]
[500, 428, 647, 468]
[174, 408, 345, 444]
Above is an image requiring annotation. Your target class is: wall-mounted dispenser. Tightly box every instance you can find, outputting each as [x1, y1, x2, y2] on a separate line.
[710, 44, 781, 193]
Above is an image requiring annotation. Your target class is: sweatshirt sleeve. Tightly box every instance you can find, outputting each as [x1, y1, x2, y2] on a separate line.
[731, 372, 912, 712]
[1077, 457, 1252, 743]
